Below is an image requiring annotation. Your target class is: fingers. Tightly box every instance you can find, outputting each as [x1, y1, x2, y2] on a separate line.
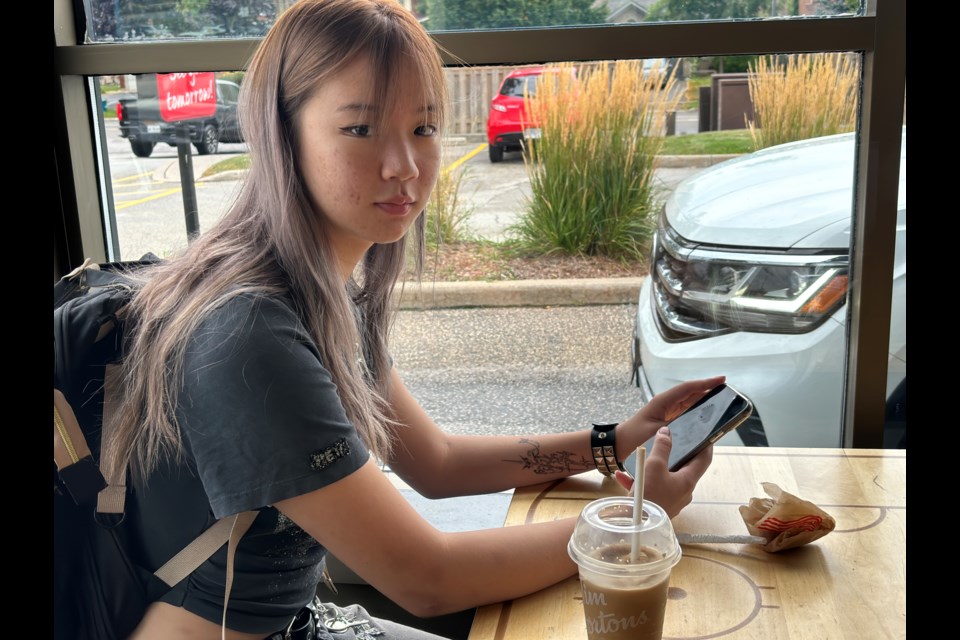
[676, 442, 714, 483]
[636, 427, 714, 519]
[659, 376, 726, 422]
[647, 426, 672, 468]
[613, 470, 634, 493]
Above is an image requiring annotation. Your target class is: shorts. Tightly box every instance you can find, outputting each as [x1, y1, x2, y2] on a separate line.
[263, 598, 453, 640]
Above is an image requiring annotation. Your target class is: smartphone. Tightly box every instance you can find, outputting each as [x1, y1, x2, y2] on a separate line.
[633, 383, 753, 472]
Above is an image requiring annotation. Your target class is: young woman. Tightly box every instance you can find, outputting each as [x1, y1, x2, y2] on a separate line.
[113, 1, 721, 638]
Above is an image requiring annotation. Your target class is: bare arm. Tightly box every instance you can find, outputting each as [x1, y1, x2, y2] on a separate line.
[274, 459, 577, 617]
[275, 372, 722, 617]
[384, 367, 722, 515]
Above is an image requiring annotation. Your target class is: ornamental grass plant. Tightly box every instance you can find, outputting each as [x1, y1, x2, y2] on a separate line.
[424, 163, 475, 247]
[514, 60, 682, 259]
[747, 53, 859, 149]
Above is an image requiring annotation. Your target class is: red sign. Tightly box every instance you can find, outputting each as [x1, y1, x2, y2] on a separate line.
[157, 72, 217, 122]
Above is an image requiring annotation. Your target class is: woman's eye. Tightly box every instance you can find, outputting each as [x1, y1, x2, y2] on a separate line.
[415, 124, 438, 137]
[342, 125, 371, 137]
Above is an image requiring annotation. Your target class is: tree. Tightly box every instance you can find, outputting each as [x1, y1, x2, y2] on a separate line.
[645, 0, 768, 21]
[422, 0, 606, 30]
[88, 0, 180, 40]
[816, 0, 860, 14]
[177, 0, 276, 34]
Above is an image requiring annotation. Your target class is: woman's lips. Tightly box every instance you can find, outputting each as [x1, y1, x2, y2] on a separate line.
[376, 199, 415, 216]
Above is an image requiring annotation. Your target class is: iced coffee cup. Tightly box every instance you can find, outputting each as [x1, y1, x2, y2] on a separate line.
[567, 497, 681, 640]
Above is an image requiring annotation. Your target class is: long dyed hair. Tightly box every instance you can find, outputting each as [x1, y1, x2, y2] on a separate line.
[103, 0, 448, 484]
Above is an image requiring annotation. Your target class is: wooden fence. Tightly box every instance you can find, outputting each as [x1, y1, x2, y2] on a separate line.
[444, 64, 519, 137]
[443, 62, 685, 137]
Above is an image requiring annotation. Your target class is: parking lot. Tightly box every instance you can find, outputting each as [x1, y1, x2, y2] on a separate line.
[105, 110, 707, 256]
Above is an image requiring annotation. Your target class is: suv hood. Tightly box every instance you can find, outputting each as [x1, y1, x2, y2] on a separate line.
[666, 130, 906, 250]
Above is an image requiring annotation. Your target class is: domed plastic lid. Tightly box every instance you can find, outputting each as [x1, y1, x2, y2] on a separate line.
[567, 497, 681, 576]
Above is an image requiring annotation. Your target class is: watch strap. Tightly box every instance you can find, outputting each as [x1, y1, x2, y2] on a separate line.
[591, 423, 624, 476]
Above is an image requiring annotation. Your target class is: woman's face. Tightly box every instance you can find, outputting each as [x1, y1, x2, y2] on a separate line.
[295, 55, 442, 275]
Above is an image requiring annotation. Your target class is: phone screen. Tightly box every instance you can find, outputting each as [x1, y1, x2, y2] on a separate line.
[632, 384, 752, 472]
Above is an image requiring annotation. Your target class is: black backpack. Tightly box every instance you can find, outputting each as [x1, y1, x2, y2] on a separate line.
[53, 258, 256, 640]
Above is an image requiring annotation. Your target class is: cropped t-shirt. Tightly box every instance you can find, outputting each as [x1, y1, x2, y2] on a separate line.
[127, 293, 370, 634]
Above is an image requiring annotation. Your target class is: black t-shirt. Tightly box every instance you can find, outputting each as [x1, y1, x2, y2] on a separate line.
[128, 293, 370, 633]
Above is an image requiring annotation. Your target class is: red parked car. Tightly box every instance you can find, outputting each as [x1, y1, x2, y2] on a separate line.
[485, 66, 567, 163]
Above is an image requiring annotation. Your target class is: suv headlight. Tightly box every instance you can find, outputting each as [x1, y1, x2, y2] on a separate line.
[652, 220, 848, 337]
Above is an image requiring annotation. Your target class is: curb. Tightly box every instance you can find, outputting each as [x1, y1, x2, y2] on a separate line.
[657, 154, 741, 168]
[393, 277, 645, 310]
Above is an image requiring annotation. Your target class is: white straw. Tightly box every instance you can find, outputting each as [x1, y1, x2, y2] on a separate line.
[631, 445, 646, 562]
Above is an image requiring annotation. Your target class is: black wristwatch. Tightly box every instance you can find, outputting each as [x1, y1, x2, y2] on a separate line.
[591, 422, 625, 476]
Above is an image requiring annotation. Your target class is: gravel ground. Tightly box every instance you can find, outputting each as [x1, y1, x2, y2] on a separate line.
[410, 242, 649, 282]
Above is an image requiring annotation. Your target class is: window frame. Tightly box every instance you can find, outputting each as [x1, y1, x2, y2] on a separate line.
[53, 1, 906, 449]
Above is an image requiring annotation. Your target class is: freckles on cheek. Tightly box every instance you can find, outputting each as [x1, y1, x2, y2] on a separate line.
[342, 158, 362, 205]
[312, 151, 353, 208]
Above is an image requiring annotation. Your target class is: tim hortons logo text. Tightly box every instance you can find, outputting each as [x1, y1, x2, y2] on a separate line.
[582, 588, 649, 634]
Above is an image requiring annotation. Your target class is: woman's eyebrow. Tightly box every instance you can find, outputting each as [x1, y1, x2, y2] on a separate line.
[336, 102, 376, 114]
[335, 102, 437, 115]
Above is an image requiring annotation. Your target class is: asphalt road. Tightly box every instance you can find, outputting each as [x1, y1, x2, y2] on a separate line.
[391, 304, 643, 437]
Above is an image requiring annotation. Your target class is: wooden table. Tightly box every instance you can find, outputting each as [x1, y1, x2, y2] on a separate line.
[468, 447, 906, 640]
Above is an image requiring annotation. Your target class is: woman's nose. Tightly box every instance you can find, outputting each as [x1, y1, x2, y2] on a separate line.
[381, 138, 419, 182]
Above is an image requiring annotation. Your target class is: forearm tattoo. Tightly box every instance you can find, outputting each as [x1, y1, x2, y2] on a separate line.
[503, 438, 594, 475]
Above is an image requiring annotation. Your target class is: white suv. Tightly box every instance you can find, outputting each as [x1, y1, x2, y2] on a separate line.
[632, 128, 906, 448]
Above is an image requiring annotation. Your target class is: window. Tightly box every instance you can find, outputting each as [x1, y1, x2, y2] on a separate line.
[500, 75, 539, 98]
[54, 0, 905, 449]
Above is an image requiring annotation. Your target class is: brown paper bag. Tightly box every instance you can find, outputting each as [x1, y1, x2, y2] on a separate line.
[739, 482, 836, 552]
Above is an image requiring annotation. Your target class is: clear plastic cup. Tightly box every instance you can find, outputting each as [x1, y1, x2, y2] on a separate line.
[567, 497, 681, 640]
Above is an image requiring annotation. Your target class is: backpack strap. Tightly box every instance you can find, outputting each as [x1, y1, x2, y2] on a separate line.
[95, 364, 126, 514]
[221, 510, 260, 639]
[95, 361, 260, 629]
[54, 321, 259, 632]
[54, 389, 107, 504]
[55, 379, 259, 580]
[153, 510, 258, 587]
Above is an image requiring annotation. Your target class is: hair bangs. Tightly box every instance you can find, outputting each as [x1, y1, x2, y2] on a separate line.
[363, 15, 447, 135]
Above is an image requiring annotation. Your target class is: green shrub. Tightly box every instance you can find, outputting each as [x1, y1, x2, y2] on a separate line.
[515, 60, 682, 259]
[747, 53, 859, 149]
[718, 55, 759, 73]
[218, 71, 246, 85]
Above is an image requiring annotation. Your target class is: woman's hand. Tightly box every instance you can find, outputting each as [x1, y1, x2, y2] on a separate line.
[615, 376, 725, 518]
[636, 375, 726, 427]
[613, 425, 712, 518]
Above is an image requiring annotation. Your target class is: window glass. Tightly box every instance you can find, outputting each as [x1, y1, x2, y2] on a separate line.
[101, 70, 247, 260]
[420, 0, 862, 30]
[82, 1, 864, 43]
[500, 75, 538, 98]
[94, 47, 904, 450]
[477, 53, 902, 451]
[83, 0, 279, 42]
[218, 80, 240, 104]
